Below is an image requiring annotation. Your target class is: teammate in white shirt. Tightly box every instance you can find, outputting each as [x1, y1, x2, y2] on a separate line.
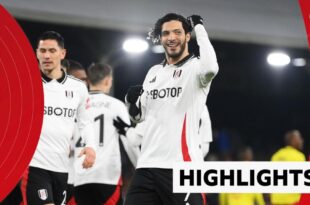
[74, 63, 130, 205]
[65, 59, 88, 205]
[21, 31, 96, 205]
[124, 13, 218, 205]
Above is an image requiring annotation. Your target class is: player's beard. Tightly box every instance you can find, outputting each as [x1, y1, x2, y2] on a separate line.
[164, 40, 186, 60]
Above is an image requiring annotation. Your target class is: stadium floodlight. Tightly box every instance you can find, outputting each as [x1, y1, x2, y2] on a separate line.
[151, 45, 165, 54]
[267, 52, 291, 67]
[292, 58, 306, 67]
[122, 38, 149, 53]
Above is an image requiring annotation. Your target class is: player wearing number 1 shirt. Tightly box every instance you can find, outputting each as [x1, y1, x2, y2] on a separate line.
[74, 63, 131, 205]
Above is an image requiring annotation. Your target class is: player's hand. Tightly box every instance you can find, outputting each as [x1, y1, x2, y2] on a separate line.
[78, 147, 96, 169]
[113, 116, 130, 136]
[126, 85, 143, 104]
[187, 15, 203, 29]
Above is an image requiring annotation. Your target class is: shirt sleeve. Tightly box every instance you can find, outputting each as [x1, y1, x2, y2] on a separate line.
[120, 135, 140, 167]
[194, 24, 219, 87]
[126, 122, 144, 147]
[76, 85, 96, 150]
[200, 106, 213, 143]
[117, 102, 140, 167]
[125, 68, 153, 123]
[117, 101, 131, 125]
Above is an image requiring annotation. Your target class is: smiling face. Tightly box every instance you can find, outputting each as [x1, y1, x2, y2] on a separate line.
[36, 39, 66, 73]
[160, 20, 190, 64]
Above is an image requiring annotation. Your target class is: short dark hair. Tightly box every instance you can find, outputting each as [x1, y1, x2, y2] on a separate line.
[87, 63, 112, 85]
[37, 31, 65, 48]
[284, 130, 301, 145]
[152, 13, 192, 41]
[65, 59, 85, 74]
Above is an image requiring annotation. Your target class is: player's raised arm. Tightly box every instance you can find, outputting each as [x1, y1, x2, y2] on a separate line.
[188, 15, 219, 84]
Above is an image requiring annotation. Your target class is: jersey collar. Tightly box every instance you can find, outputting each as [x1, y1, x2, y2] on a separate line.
[89, 90, 106, 95]
[161, 53, 195, 67]
[41, 69, 67, 84]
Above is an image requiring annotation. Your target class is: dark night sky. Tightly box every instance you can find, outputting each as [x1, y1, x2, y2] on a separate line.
[17, 19, 310, 160]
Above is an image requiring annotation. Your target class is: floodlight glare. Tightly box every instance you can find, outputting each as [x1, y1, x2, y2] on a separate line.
[123, 38, 149, 53]
[267, 52, 291, 67]
[292, 58, 306, 67]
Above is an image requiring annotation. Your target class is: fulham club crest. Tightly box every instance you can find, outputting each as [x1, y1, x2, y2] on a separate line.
[38, 189, 48, 200]
[173, 69, 182, 78]
[65, 90, 74, 99]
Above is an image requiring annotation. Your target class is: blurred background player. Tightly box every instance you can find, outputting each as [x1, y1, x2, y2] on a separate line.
[21, 31, 96, 205]
[73, 63, 130, 205]
[124, 13, 218, 205]
[64, 59, 88, 83]
[219, 147, 265, 205]
[270, 130, 305, 205]
[62, 59, 88, 205]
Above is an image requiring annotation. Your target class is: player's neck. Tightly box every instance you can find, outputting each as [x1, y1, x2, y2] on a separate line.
[89, 84, 109, 94]
[42, 66, 63, 80]
[166, 50, 189, 65]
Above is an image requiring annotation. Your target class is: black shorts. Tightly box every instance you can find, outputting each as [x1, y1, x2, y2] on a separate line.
[124, 168, 206, 205]
[74, 183, 123, 205]
[21, 166, 68, 205]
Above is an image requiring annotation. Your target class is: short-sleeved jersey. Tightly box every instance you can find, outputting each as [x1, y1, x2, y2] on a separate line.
[30, 71, 95, 173]
[74, 91, 130, 186]
[135, 24, 218, 169]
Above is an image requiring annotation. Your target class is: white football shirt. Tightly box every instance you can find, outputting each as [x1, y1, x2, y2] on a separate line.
[30, 71, 95, 173]
[134, 24, 218, 169]
[199, 106, 213, 157]
[74, 91, 130, 186]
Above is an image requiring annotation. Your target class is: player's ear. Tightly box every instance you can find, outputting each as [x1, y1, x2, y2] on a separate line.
[61, 48, 67, 60]
[36, 49, 39, 58]
[186, 32, 191, 43]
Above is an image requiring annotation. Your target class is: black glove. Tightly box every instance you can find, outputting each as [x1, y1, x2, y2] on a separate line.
[126, 85, 144, 104]
[113, 116, 130, 136]
[187, 15, 203, 29]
